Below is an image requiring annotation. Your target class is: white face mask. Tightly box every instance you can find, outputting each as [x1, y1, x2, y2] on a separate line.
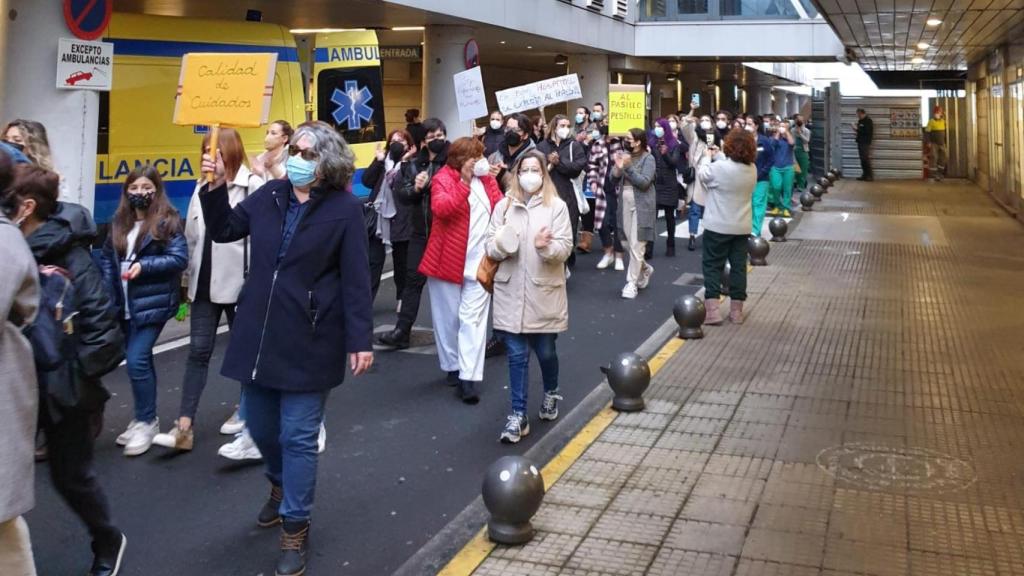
[472, 158, 490, 177]
[489, 119, 502, 130]
[669, 121, 678, 131]
[556, 126, 571, 140]
[700, 120, 712, 131]
[716, 120, 728, 130]
[519, 172, 543, 193]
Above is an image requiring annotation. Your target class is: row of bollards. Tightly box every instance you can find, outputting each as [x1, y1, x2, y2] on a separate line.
[480, 170, 849, 548]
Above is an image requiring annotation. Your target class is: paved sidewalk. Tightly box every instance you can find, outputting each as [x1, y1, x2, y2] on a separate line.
[468, 179, 1024, 576]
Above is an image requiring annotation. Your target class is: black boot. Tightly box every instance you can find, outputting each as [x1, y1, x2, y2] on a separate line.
[89, 531, 126, 576]
[666, 242, 676, 257]
[276, 520, 310, 576]
[445, 370, 459, 387]
[258, 484, 283, 527]
[376, 328, 410, 350]
[687, 236, 696, 251]
[458, 380, 480, 405]
[485, 336, 506, 358]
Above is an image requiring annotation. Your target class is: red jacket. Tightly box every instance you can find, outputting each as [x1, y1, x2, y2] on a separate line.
[419, 165, 503, 284]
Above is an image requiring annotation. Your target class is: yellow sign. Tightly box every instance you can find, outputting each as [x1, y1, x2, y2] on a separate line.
[608, 84, 646, 136]
[173, 52, 277, 127]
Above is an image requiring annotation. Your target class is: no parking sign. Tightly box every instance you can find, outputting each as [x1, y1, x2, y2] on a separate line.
[63, 0, 112, 41]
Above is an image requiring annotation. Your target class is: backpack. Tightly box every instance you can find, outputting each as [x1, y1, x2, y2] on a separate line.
[23, 265, 78, 372]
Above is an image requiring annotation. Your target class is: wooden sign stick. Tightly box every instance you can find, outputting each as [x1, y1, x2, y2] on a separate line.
[206, 124, 220, 183]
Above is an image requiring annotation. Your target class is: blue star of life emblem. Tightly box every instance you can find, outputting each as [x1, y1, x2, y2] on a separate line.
[331, 80, 374, 129]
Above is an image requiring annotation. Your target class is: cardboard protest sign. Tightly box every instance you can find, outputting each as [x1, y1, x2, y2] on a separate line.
[454, 66, 488, 121]
[495, 73, 582, 115]
[173, 52, 277, 128]
[609, 84, 645, 136]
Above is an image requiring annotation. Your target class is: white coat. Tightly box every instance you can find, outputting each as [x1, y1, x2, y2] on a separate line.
[485, 193, 573, 334]
[185, 166, 265, 303]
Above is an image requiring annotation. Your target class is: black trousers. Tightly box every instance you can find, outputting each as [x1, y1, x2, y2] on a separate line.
[42, 405, 119, 545]
[580, 198, 597, 233]
[599, 189, 624, 253]
[857, 142, 873, 179]
[395, 236, 427, 334]
[657, 204, 677, 249]
[702, 230, 748, 301]
[369, 236, 408, 302]
[562, 191, 580, 269]
[180, 298, 235, 421]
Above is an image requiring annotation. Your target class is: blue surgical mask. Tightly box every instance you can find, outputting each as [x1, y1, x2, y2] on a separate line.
[591, 112, 603, 121]
[286, 155, 318, 187]
[574, 114, 585, 125]
[654, 126, 665, 138]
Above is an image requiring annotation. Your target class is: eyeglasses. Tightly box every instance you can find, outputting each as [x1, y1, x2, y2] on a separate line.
[288, 145, 319, 161]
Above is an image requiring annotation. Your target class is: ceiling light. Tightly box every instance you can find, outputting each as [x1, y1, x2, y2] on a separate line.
[926, 18, 942, 26]
[290, 28, 367, 34]
[391, 26, 425, 31]
[499, 40, 506, 45]
[554, 54, 568, 65]
[527, 45, 533, 49]
[917, 42, 930, 50]
[911, 56, 926, 64]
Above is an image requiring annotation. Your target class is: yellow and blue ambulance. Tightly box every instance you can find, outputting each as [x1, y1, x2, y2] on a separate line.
[97, 13, 385, 222]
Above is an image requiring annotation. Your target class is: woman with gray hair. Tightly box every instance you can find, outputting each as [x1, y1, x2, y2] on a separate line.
[200, 121, 375, 576]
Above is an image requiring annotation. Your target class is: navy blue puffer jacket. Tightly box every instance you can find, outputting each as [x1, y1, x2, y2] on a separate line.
[98, 222, 188, 327]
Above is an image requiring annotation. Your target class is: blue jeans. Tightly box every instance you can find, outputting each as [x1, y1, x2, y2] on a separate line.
[243, 384, 328, 522]
[688, 202, 704, 236]
[123, 321, 164, 423]
[501, 332, 559, 415]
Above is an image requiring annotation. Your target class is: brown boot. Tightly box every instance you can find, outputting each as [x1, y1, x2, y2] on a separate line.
[704, 298, 724, 325]
[576, 231, 593, 253]
[729, 300, 744, 324]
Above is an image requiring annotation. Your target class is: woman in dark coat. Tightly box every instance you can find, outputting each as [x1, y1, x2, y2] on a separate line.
[361, 128, 416, 303]
[7, 164, 127, 576]
[535, 114, 587, 270]
[649, 118, 685, 256]
[199, 120, 374, 576]
[98, 165, 188, 458]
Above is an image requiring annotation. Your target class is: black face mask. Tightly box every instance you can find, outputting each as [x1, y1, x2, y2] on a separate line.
[127, 192, 154, 211]
[505, 131, 522, 147]
[427, 139, 446, 155]
[388, 142, 406, 161]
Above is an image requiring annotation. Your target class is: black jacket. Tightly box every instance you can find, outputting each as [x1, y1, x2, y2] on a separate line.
[653, 146, 684, 206]
[535, 138, 587, 215]
[856, 116, 874, 145]
[394, 143, 449, 240]
[98, 220, 188, 327]
[27, 202, 123, 414]
[482, 127, 505, 157]
[201, 178, 373, 392]
[361, 157, 412, 243]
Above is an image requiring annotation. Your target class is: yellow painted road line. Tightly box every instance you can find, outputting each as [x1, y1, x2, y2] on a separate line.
[437, 335, 686, 576]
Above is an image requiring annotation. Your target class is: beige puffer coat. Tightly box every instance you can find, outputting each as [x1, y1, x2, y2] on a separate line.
[485, 194, 573, 334]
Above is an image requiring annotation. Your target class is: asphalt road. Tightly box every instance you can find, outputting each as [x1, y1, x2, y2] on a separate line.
[28, 227, 704, 576]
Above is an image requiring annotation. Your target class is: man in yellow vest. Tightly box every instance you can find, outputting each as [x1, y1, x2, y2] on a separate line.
[926, 106, 947, 181]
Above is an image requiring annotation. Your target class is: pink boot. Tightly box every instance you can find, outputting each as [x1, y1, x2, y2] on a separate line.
[729, 300, 744, 324]
[704, 298, 723, 325]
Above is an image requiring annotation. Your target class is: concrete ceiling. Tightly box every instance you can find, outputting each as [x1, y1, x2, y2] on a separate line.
[812, 0, 1024, 71]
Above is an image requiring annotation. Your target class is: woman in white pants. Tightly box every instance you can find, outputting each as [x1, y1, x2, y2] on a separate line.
[611, 128, 657, 299]
[419, 137, 504, 403]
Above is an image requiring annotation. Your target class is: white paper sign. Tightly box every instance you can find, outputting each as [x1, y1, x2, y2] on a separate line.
[453, 66, 488, 122]
[496, 73, 583, 115]
[56, 37, 113, 91]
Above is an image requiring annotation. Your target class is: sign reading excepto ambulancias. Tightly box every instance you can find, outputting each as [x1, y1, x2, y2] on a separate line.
[890, 107, 921, 140]
[56, 37, 113, 91]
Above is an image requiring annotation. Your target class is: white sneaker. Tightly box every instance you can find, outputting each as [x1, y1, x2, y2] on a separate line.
[318, 423, 327, 454]
[637, 264, 654, 290]
[621, 282, 638, 299]
[153, 422, 194, 451]
[614, 256, 625, 271]
[123, 418, 159, 457]
[116, 420, 140, 446]
[219, 409, 245, 435]
[565, 267, 572, 280]
[218, 429, 262, 461]
[597, 252, 614, 269]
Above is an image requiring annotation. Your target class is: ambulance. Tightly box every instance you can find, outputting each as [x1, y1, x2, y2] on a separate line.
[96, 13, 385, 222]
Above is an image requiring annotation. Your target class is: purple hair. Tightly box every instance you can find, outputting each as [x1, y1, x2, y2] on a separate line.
[648, 118, 679, 152]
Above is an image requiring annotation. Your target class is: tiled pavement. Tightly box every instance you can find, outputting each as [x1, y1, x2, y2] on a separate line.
[470, 179, 1024, 576]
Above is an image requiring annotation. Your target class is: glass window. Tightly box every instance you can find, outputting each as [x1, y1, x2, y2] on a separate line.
[722, 0, 798, 17]
[316, 67, 385, 145]
[678, 0, 708, 14]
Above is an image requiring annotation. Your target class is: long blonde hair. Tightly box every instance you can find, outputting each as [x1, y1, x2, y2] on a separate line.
[506, 150, 558, 206]
[4, 119, 54, 172]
